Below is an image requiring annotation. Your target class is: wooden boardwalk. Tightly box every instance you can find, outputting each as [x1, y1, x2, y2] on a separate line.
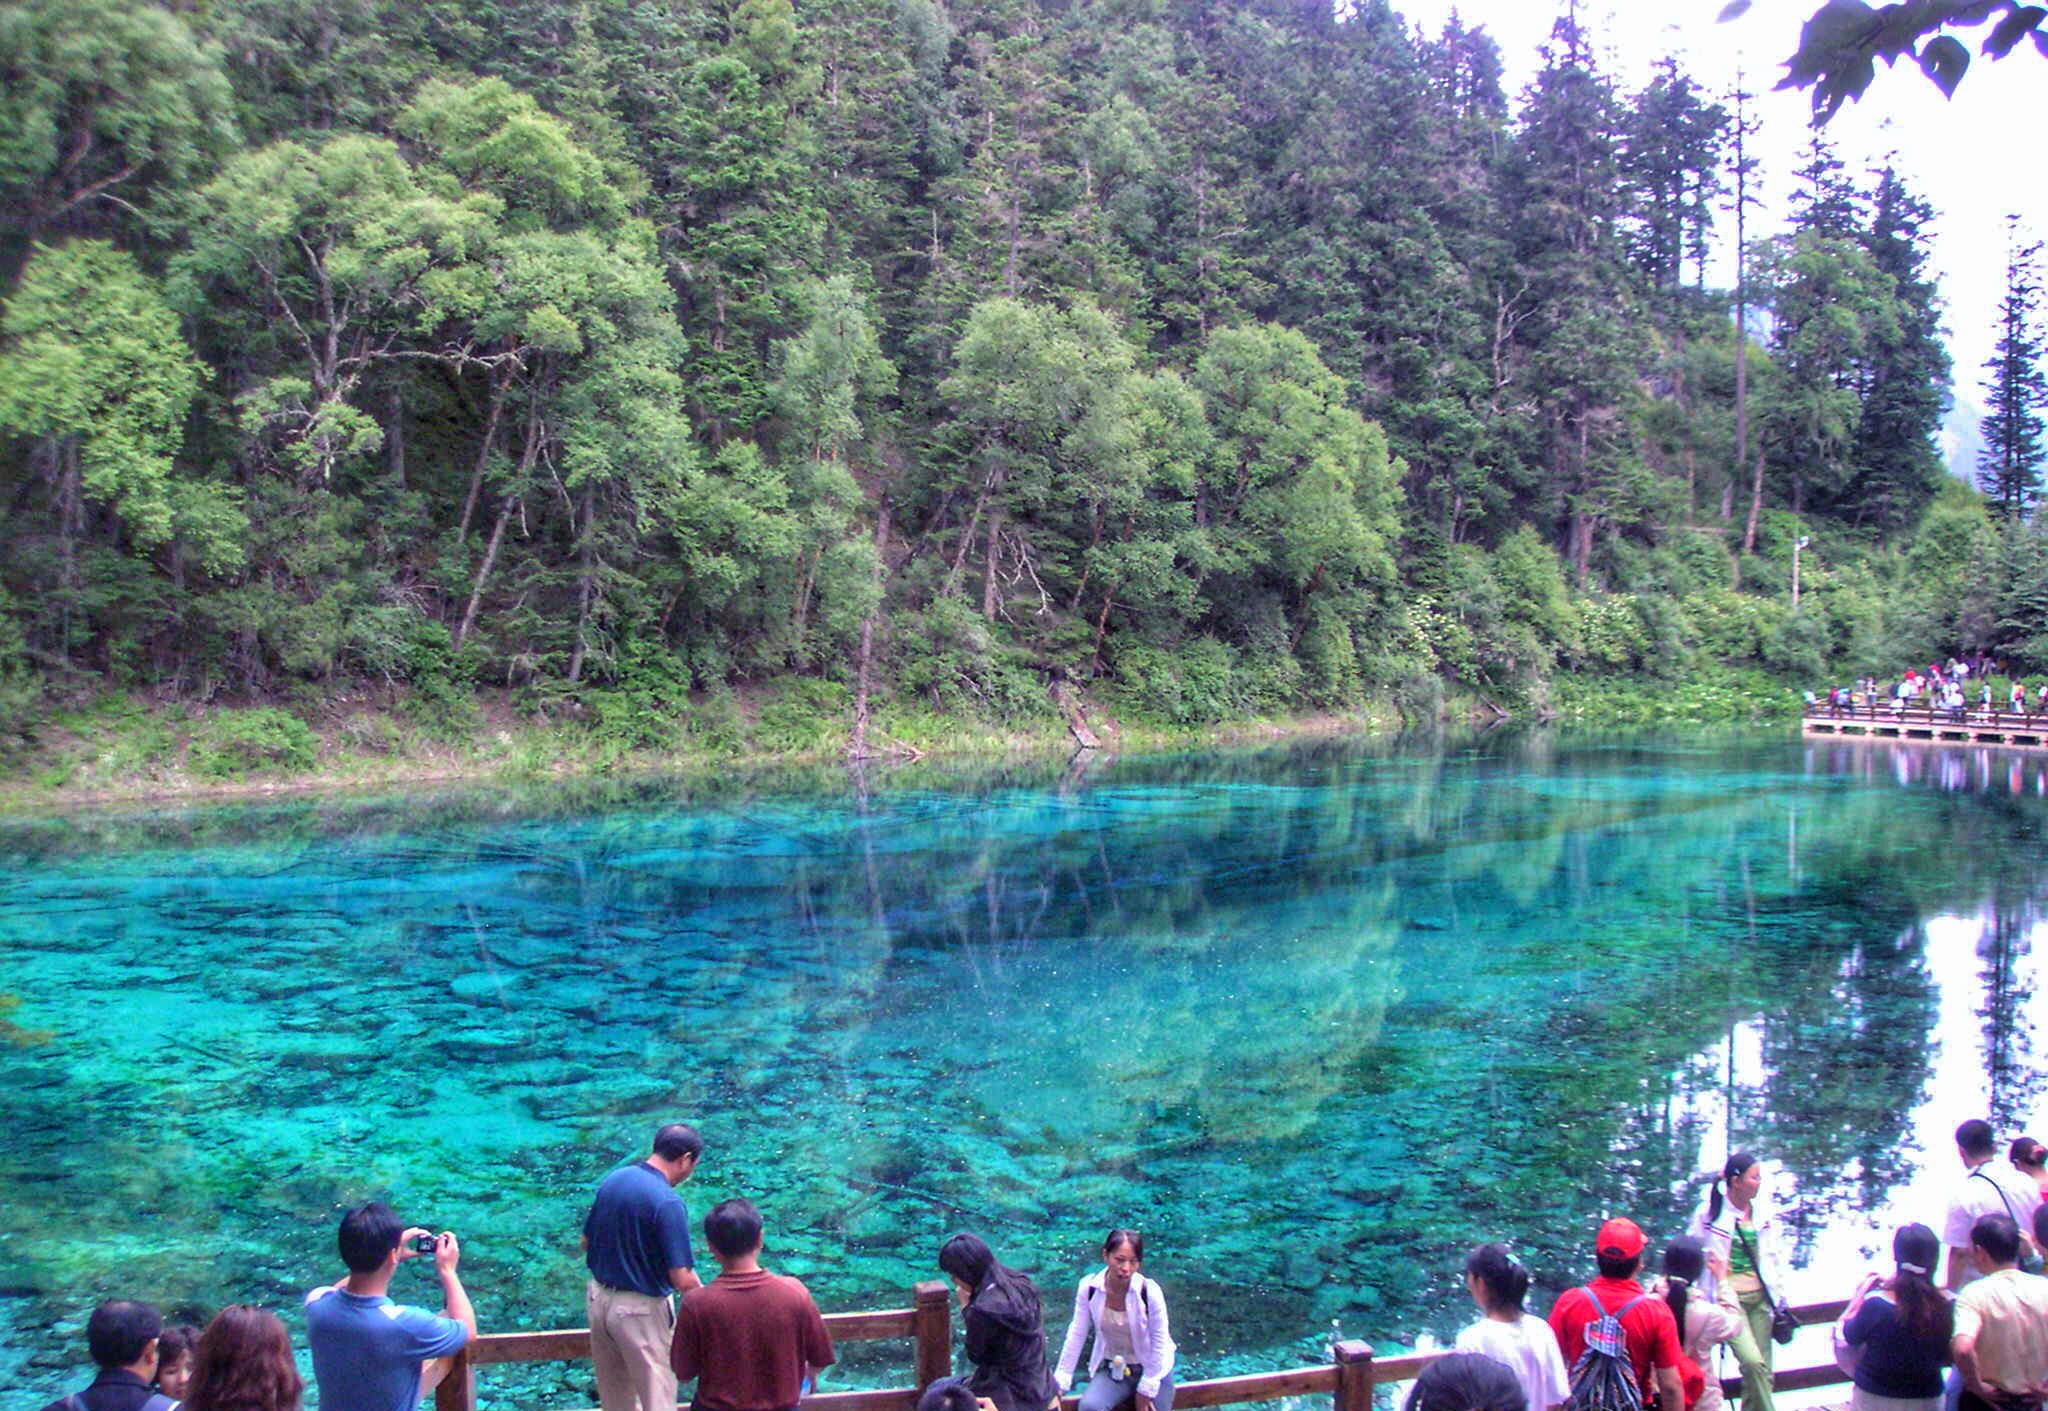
[1804, 700, 2048, 750]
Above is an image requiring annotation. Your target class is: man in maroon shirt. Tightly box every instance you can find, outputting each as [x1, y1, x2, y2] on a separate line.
[671, 1199, 835, 1411]
[1547, 1217, 1685, 1411]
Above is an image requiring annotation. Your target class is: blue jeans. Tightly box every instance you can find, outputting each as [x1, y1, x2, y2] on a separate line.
[1078, 1368, 1175, 1411]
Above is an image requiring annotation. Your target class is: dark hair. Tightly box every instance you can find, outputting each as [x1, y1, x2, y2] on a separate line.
[88, 1300, 163, 1370]
[1596, 1251, 1640, 1281]
[1957, 1120, 1997, 1159]
[654, 1124, 704, 1162]
[1662, 1237, 1706, 1339]
[1971, 1213, 2022, 1266]
[1104, 1229, 1144, 1260]
[703, 1198, 764, 1259]
[1404, 1353, 1528, 1411]
[939, 1232, 997, 1290]
[1706, 1150, 1760, 1227]
[337, 1202, 404, 1273]
[916, 1377, 982, 1411]
[2011, 1137, 2046, 1171]
[1891, 1224, 1950, 1342]
[1464, 1244, 1529, 1315]
[158, 1323, 201, 1372]
[2037, 1205, 2048, 1252]
[183, 1305, 302, 1411]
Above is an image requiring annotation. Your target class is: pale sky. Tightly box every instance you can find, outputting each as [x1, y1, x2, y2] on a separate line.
[1393, 0, 2045, 405]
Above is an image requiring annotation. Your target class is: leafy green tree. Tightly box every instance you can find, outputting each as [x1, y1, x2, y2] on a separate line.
[767, 274, 897, 667]
[0, 240, 243, 666]
[1979, 219, 2046, 520]
[0, 0, 235, 255]
[1189, 322, 1401, 699]
[171, 132, 501, 486]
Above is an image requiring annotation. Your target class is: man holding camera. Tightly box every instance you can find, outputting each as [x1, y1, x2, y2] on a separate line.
[305, 1201, 475, 1411]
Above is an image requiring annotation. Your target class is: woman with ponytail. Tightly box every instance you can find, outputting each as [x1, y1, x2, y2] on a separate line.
[1689, 1152, 1788, 1411]
[1655, 1237, 1746, 1411]
[1838, 1224, 1952, 1411]
[1453, 1244, 1569, 1411]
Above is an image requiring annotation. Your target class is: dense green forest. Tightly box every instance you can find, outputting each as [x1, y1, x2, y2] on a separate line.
[1, 0, 2045, 774]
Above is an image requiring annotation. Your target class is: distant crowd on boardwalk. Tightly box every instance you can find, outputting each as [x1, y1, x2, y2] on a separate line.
[1810, 656, 2048, 716]
[37, 1119, 2048, 1411]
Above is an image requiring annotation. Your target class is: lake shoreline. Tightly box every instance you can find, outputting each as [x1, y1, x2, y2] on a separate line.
[0, 699, 1406, 815]
[0, 669, 1801, 815]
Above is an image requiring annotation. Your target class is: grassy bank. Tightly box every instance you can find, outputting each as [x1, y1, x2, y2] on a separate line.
[0, 670, 1805, 812]
[0, 685, 1409, 811]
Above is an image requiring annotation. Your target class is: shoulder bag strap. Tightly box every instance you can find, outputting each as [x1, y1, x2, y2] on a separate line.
[1972, 1167, 2021, 1223]
[1735, 1222, 1779, 1306]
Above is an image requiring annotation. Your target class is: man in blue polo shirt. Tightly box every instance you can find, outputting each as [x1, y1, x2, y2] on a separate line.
[305, 1201, 475, 1411]
[583, 1122, 704, 1411]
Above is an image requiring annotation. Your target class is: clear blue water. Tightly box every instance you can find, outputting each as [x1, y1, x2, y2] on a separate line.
[4, 732, 2047, 1408]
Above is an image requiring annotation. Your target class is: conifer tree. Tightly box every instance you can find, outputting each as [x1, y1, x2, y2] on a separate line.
[1850, 166, 1950, 534]
[1979, 219, 2046, 521]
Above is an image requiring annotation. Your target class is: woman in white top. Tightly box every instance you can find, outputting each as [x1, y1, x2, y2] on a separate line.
[1655, 1236, 1747, 1411]
[1688, 1152, 1789, 1411]
[1452, 1243, 1570, 1411]
[1055, 1230, 1178, 1411]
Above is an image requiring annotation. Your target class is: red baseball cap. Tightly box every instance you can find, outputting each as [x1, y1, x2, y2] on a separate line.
[1596, 1217, 1646, 1260]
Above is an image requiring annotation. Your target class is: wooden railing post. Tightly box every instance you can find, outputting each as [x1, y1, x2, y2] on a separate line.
[1333, 1340, 1375, 1411]
[434, 1346, 477, 1411]
[913, 1280, 953, 1389]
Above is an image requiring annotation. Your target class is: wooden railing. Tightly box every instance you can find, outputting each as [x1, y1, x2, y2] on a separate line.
[433, 1281, 954, 1411]
[431, 1292, 1856, 1411]
[1806, 699, 2044, 727]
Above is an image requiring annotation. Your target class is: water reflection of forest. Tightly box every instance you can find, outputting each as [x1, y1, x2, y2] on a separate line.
[1, 732, 2046, 1387]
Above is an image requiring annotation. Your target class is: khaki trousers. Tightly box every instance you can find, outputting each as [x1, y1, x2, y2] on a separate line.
[587, 1279, 677, 1411]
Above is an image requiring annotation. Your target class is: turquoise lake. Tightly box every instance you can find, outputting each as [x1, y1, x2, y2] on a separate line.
[5, 731, 2048, 1408]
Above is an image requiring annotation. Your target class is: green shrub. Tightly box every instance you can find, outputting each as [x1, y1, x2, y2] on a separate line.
[751, 678, 851, 753]
[583, 637, 692, 754]
[189, 708, 320, 780]
[1108, 637, 1243, 724]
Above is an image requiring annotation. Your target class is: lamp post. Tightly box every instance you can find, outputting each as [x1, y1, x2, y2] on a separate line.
[1792, 535, 1810, 609]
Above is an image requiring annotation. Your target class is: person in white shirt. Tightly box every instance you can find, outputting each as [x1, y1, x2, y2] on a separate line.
[1054, 1230, 1177, 1411]
[1452, 1243, 1569, 1411]
[1943, 1121, 2043, 1289]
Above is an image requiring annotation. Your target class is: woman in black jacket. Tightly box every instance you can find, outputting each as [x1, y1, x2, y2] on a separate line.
[940, 1234, 1060, 1411]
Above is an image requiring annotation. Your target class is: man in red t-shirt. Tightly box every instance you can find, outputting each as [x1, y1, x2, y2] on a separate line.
[670, 1199, 835, 1411]
[1547, 1217, 1684, 1411]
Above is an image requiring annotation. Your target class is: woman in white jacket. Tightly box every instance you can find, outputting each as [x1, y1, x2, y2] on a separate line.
[1054, 1230, 1177, 1411]
[1689, 1152, 1790, 1411]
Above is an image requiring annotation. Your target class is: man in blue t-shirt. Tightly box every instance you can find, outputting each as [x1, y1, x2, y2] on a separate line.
[582, 1122, 704, 1411]
[305, 1201, 475, 1411]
